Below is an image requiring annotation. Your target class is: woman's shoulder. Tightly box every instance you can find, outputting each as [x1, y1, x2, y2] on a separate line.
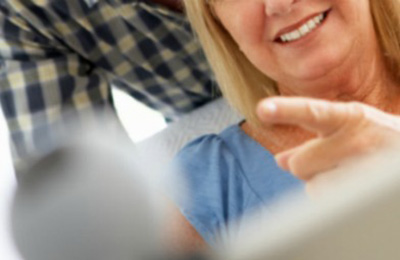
[174, 125, 246, 202]
[175, 123, 272, 178]
[176, 124, 249, 163]
[173, 124, 263, 244]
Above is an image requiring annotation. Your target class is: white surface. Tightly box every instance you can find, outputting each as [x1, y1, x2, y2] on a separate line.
[0, 108, 22, 260]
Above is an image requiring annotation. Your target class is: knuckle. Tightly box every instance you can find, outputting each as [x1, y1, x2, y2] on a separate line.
[346, 102, 368, 121]
[333, 102, 369, 130]
[306, 101, 330, 124]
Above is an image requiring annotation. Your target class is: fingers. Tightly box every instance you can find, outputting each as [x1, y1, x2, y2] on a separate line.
[274, 145, 301, 171]
[275, 131, 373, 180]
[257, 96, 400, 181]
[275, 138, 339, 180]
[257, 97, 363, 137]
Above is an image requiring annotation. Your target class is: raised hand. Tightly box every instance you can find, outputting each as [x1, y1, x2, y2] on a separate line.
[257, 97, 400, 183]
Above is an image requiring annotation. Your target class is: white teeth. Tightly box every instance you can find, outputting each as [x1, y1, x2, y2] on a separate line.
[291, 31, 301, 40]
[279, 13, 326, 43]
[299, 24, 310, 35]
[307, 19, 317, 30]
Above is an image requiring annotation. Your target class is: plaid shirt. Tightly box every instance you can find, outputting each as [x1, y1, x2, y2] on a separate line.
[0, 0, 218, 169]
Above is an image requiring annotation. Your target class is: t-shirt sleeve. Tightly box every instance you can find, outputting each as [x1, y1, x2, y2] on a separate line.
[171, 134, 260, 246]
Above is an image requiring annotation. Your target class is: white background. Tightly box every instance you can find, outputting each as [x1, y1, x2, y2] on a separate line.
[0, 90, 166, 259]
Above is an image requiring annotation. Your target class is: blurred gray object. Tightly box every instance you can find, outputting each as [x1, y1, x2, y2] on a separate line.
[11, 131, 164, 260]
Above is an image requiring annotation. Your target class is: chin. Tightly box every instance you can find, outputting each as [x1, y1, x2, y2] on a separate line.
[277, 54, 356, 97]
[290, 47, 351, 82]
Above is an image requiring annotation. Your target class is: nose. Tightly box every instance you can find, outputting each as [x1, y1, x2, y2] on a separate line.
[264, 0, 298, 17]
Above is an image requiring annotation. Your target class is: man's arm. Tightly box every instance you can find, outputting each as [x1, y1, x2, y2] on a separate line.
[0, 1, 115, 172]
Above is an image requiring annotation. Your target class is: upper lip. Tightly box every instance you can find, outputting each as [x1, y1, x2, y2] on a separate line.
[273, 10, 328, 41]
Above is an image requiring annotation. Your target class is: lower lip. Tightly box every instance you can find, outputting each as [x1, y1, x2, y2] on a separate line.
[276, 10, 331, 47]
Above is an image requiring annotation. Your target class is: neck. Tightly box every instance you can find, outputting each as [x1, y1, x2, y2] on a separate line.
[242, 122, 315, 155]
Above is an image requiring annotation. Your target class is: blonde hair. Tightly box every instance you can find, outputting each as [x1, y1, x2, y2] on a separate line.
[184, 0, 400, 124]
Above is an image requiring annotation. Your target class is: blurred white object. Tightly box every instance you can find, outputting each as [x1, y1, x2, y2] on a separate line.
[220, 146, 400, 260]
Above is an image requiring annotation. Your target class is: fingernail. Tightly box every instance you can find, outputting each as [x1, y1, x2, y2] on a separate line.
[260, 101, 277, 117]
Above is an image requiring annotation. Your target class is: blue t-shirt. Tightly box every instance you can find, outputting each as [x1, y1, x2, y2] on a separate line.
[173, 124, 303, 246]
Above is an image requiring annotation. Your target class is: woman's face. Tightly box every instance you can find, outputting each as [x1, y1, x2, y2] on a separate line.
[214, 0, 378, 96]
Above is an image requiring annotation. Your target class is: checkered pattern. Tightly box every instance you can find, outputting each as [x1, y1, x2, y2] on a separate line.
[0, 0, 219, 169]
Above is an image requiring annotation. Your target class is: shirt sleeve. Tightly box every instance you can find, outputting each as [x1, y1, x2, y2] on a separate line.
[0, 1, 114, 171]
[172, 134, 261, 247]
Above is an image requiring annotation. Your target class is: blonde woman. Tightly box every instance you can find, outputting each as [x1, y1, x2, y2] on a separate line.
[169, 0, 400, 253]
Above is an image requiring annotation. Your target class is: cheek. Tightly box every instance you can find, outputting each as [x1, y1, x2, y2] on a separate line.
[336, 0, 372, 33]
[217, 3, 266, 47]
[216, 3, 278, 77]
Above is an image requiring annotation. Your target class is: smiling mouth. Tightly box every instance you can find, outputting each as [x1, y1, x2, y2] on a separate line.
[274, 9, 331, 44]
